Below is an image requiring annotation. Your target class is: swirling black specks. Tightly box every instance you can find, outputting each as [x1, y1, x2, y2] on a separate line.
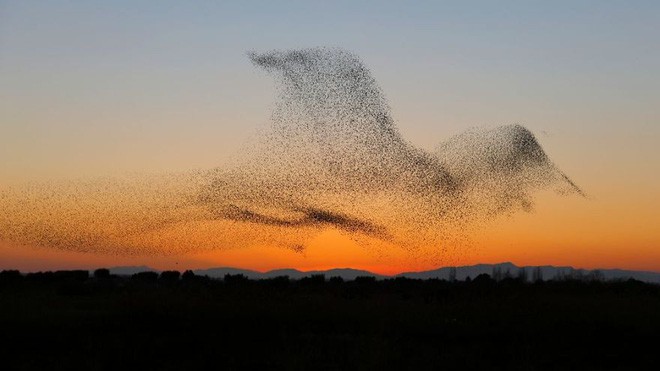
[0, 47, 582, 256]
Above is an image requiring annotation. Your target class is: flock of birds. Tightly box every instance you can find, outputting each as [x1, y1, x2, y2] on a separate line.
[0, 48, 582, 257]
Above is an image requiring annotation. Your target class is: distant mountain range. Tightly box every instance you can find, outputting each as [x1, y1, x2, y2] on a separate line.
[194, 267, 385, 281]
[107, 265, 157, 276]
[106, 263, 660, 284]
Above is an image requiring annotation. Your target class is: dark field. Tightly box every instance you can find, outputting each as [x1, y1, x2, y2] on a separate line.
[1, 270, 659, 370]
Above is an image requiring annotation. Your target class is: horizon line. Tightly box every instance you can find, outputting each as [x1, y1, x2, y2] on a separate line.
[5, 261, 660, 276]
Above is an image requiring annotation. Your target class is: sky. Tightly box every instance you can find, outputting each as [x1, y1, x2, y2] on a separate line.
[1, 1, 659, 274]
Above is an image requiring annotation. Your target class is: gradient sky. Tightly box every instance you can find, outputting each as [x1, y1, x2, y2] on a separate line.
[1, 1, 659, 273]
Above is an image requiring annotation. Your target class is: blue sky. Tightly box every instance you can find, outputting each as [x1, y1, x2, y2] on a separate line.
[1, 1, 658, 184]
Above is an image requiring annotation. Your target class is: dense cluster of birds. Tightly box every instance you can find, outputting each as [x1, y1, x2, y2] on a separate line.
[0, 47, 582, 256]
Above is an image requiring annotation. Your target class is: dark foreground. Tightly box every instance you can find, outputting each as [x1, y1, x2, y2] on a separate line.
[1, 270, 659, 370]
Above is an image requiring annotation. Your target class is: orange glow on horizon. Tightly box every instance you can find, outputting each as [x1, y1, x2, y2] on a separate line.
[2, 185, 659, 274]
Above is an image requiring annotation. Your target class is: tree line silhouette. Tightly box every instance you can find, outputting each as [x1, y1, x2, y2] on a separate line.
[0, 265, 646, 290]
[1, 267, 659, 369]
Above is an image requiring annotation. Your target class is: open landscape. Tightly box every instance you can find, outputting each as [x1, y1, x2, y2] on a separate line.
[2, 267, 660, 369]
[1, 1, 659, 369]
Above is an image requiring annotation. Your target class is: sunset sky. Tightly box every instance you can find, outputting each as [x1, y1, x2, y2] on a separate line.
[1, 1, 659, 274]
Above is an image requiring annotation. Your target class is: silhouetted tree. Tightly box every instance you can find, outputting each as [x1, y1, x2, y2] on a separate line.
[131, 271, 158, 283]
[300, 274, 325, 286]
[265, 275, 290, 289]
[25, 271, 54, 283]
[182, 270, 196, 282]
[311, 274, 326, 282]
[54, 270, 89, 281]
[532, 267, 543, 283]
[329, 276, 344, 285]
[224, 274, 248, 285]
[473, 273, 494, 286]
[0, 270, 22, 284]
[94, 268, 110, 279]
[159, 270, 181, 283]
[355, 276, 376, 284]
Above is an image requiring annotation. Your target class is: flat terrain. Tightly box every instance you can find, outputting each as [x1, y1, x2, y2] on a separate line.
[1, 271, 659, 370]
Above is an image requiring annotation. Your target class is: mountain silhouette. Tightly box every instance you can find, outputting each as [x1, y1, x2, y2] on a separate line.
[101, 263, 660, 284]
